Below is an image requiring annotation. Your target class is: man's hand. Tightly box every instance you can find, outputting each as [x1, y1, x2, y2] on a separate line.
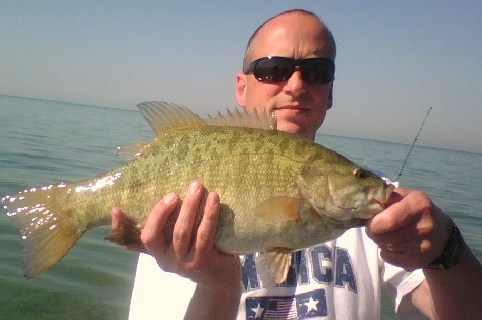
[366, 188, 453, 270]
[111, 181, 241, 291]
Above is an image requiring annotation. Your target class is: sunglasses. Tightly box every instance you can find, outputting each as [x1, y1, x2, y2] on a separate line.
[243, 56, 335, 84]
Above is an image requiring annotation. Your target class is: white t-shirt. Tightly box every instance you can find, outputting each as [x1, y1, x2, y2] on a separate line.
[128, 227, 426, 320]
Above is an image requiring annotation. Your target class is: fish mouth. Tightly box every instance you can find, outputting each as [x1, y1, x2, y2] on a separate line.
[329, 182, 394, 220]
[368, 183, 395, 210]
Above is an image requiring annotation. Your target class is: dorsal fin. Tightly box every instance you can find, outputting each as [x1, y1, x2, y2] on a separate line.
[137, 101, 278, 139]
[137, 101, 205, 138]
[207, 107, 277, 130]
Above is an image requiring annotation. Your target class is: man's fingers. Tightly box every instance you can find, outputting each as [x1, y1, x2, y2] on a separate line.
[366, 188, 454, 269]
[381, 238, 433, 255]
[192, 192, 221, 268]
[111, 207, 127, 229]
[379, 237, 434, 270]
[141, 192, 179, 256]
[172, 181, 204, 260]
[368, 189, 432, 234]
[367, 213, 434, 244]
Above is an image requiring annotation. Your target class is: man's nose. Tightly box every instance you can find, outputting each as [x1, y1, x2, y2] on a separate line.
[284, 68, 306, 95]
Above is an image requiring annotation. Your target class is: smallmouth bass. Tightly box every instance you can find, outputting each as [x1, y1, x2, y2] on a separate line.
[2, 102, 394, 285]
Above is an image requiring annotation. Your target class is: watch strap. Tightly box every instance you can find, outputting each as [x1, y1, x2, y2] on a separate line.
[424, 221, 464, 270]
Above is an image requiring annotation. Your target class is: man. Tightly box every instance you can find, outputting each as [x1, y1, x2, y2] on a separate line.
[113, 9, 482, 319]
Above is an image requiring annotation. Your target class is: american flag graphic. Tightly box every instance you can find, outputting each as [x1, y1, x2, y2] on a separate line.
[246, 289, 327, 319]
[264, 298, 298, 319]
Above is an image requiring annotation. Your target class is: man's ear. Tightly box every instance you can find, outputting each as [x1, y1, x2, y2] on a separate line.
[236, 72, 247, 107]
[327, 82, 334, 110]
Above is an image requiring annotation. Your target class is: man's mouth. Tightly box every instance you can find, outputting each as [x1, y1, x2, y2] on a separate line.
[274, 105, 309, 113]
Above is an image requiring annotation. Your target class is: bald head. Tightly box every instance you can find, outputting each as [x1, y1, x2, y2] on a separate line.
[243, 9, 336, 69]
[236, 9, 336, 139]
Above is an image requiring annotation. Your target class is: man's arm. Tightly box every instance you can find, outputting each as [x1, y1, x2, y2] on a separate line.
[184, 281, 242, 320]
[420, 243, 482, 319]
[367, 188, 482, 319]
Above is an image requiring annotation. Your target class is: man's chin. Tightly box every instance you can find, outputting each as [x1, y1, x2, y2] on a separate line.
[276, 122, 313, 139]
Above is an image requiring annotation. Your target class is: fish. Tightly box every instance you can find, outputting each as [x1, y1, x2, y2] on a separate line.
[2, 101, 394, 285]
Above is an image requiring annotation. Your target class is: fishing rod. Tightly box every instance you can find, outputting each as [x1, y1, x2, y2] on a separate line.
[396, 107, 432, 181]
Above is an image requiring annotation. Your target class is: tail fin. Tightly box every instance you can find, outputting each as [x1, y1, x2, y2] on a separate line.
[2, 184, 82, 278]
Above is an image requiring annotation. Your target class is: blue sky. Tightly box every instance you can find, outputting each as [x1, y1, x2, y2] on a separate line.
[1, 1, 481, 153]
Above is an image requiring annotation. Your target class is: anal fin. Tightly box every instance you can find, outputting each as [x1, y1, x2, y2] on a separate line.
[255, 247, 293, 287]
[105, 215, 142, 246]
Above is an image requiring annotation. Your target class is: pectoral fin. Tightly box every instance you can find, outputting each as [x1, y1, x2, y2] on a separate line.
[254, 196, 301, 221]
[256, 248, 293, 287]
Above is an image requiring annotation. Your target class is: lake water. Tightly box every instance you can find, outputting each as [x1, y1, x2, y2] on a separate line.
[1, 94, 481, 319]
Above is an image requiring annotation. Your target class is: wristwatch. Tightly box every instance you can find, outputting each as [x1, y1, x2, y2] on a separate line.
[424, 221, 464, 269]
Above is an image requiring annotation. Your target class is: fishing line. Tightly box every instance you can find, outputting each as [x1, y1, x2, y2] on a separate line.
[396, 107, 432, 181]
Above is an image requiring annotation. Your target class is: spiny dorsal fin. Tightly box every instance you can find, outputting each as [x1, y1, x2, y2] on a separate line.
[137, 101, 205, 138]
[138, 102, 277, 137]
[207, 107, 277, 131]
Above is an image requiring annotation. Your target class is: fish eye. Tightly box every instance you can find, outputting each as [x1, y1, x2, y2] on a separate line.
[353, 168, 369, 179]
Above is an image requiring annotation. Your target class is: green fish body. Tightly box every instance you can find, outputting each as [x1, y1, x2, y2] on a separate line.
[2, 102, 393, 284]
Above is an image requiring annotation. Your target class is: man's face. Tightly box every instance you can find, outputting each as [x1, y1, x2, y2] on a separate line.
[236, 13, 334, 140]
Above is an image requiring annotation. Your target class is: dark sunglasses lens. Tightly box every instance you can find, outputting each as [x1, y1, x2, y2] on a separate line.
[254, 58, 294, 82]
[302, 59, 335, 84]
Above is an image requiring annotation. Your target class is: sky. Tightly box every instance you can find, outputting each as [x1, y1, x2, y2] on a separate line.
[1, 1, 481, 153]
